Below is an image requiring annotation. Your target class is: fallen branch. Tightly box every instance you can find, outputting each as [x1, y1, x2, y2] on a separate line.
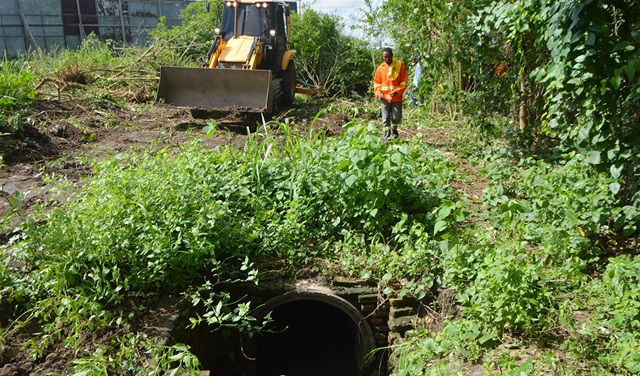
[34, 77, 153, 103]
[34, 77, 89, 92]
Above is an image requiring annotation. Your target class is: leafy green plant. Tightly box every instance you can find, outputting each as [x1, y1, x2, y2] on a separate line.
[70, 333, 201, 376]
[482, 155, 628, 273]
[391, 319, 497, 376]
[23, 294, 112, 358]
[2, 119, 462, 372]
[0, 60, 37, 113]
[531, 0, 640, 197]
[148, 2, 219, 64]
[443, 235, 556, 334]
[577, 255, 640, 374]
[185, 259, 271, 337]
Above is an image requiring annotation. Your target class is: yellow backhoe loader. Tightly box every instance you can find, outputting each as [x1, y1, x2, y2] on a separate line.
[157, 0, 300, 115]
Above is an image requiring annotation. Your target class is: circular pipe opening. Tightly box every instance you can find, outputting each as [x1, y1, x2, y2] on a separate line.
[257, 299, 359, 375]
[170, 284, 377, 375]
[246, 285, 376, 375]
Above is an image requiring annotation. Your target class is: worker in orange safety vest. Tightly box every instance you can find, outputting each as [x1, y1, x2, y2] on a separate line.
[374, 47, 409, 140]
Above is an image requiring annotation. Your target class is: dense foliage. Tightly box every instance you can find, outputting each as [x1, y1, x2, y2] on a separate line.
[0, 1, 638, 375]
[0, 60, 37, 112]
[1, 121, 455, 374]
[0, 60, 38, 141]
[356, 5, 640, 370]
[148, 1, 219, 63]
[390, 142, 640, 375]
[290, 9, 373, 96]
[367, 0, 639, 205]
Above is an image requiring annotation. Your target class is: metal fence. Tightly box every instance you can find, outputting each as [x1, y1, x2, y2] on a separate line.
[1, 0, 197, 58]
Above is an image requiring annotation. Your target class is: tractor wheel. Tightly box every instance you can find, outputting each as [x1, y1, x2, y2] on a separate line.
[270, 78, 282, 114]
[280, 60, 296, 107]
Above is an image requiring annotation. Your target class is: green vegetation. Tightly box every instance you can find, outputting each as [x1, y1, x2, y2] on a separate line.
[368, 0, 639, 201]
[361, 1, 639, 372]
[290, 9, 373, 96]
[148, 1, 219, 63]
[0, 1, 638, 375]
[0, 60, 38, 140]
[1, 121, 457, 374]
[0, 60, 37, 112]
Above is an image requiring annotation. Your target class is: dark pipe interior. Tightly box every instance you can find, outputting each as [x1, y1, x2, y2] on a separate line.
[256, 300, 360, 376]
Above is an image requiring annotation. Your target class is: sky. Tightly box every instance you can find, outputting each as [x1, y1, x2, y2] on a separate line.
[304, 0, 370, 16]
[300, 0, 383, 36]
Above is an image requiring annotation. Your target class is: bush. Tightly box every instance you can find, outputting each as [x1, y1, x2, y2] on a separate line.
[290, 9, 374, 97]
[581, 255, 640, 373]
[0, 60, 37, 112]
[148, 2, 219, 64]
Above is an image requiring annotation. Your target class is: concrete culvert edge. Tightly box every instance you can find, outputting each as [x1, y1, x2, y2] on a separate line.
[245, 284, 378, 376]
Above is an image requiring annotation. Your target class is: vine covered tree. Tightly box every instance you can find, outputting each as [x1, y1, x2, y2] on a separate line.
[365, 0, 639, 212]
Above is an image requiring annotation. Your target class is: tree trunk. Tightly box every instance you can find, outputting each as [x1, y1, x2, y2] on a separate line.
[519, 67, 528, 132]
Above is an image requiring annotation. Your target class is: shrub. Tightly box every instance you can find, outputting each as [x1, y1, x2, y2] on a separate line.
[0, 60, 37, 112]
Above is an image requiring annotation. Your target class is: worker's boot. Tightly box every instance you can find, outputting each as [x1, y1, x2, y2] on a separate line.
[391, 126, 399, 139]
[383, 128, 392, 141]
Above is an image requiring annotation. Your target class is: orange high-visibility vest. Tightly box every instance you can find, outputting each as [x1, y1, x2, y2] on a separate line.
[374, 60, 408, 103]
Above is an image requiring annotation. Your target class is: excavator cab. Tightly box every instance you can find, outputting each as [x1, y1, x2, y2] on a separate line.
[157, 0, 297, 114]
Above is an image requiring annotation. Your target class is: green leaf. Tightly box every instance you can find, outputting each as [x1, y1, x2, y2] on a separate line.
[609, 182, 621, 195]
[584, 151, 601, 165]
[610, 164, 623, 179]
[613, 214, 625, 230]
[336, 160, 351, 171]
[345, 174, 357, 187]
[624, 56, 639, 80]
[611, 74, 622, 89]
[515, 357, 534, 372]
[478, 329, 498, 345]
[433, 220, 448, 236]
[436, 200, 453, 220]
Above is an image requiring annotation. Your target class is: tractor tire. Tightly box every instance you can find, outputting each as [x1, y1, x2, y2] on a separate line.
[270, 78, 282, 114]
[280, 60, 296, 107]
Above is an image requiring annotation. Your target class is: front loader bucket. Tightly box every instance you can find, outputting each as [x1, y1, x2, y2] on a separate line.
[157, 67, 274, 113]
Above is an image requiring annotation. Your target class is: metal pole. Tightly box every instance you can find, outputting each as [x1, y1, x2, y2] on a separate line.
[75, 0, 86, 40]
[119, 0, 126, 43]
[17, 0, 39, 49]
[233, 2, 238, 39]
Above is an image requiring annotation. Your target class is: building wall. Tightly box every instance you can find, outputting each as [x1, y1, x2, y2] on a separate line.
[0, 0, 194, 58]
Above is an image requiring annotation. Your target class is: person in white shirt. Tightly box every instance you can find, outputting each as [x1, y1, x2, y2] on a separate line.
[410, 54, 422, 108]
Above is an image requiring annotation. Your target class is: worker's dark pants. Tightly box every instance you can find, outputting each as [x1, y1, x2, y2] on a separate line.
[380, 99, 402, 139]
